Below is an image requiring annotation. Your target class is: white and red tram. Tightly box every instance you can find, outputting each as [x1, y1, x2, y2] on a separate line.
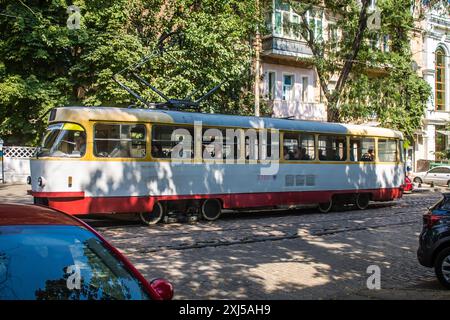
[29, 106, 405, 224]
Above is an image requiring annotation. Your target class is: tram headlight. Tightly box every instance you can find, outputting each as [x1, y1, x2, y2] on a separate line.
[37, 176, 46, 187]
[26, 176, 31, 185]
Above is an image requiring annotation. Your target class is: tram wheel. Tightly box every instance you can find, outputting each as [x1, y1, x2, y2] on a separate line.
[318, 199, 333, 213]
[139, 202, 164, 225]
[355, 193, 370, 210]
[201, 199, 222, 221]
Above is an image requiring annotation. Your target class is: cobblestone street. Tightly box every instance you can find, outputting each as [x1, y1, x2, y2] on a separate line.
[2, 184, 450, 299]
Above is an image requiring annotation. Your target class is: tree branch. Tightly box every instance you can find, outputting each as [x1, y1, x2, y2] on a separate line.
[334, 0, 370, 99]
[293, 3, 332, 102]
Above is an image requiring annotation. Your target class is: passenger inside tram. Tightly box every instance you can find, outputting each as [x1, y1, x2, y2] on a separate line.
[361, 147, 375, 162]
[292, 147, 310, 160]
[151, 143, 164, 158]
[72, 133, 86, 156]
[318, 149, 326, 161]
[283, 146, 291, 160]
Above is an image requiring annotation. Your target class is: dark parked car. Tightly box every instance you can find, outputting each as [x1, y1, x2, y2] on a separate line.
[417, 193, 450, 289]
[0, 203, 173, 300]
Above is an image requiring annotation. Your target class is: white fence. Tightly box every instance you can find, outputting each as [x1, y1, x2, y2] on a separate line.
[2, 146, 36, 184]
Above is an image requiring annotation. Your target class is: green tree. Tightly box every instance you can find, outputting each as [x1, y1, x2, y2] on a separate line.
[284, 0, 431, 138]
[0, 0, 260, 145]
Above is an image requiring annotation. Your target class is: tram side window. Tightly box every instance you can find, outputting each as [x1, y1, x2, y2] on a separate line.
[318, 135, 346, 161]
[244, 130, 275, 161]
[94, 123, 146, 158]
[224, 129, 242, 160]
[399, 140, 404, 162]
[152, 126, 194, 159]
[350, 137, 375, 162]
[244, 132, 259, 161]
[263, 131, 271, 159]
[283, 132, 315, 161]
[203, 128, 224, 160]
[378, 139, 398, 162]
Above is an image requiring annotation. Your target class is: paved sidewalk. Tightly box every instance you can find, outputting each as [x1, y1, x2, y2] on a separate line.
[0, 183, 32, 204]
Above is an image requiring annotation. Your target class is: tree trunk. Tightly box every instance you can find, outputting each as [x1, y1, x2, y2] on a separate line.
[327, 97, 339, 123]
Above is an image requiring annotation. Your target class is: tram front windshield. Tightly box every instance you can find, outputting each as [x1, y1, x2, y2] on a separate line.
[38, 123, 86, 158]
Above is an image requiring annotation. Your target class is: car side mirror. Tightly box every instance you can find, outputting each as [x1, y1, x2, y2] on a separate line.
[150, 278, 174, 300]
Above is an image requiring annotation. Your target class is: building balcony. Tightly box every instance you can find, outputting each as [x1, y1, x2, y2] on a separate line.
[269, 100, 327, 121]
[424, 109, 450, 124]
[262, 35, 313, 62]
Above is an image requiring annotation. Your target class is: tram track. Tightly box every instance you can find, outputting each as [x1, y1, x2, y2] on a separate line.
[96, 204, 429, 241]
[100, 208, 427, 253]
[95, 194, 441, 254]
[118, 218, 420, 253]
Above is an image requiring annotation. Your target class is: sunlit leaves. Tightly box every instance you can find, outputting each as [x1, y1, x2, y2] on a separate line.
[0, 0, 261, 144]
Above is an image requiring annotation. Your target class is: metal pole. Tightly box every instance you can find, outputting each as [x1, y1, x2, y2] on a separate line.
[0, 139, 4, 184]
[254, 0, 261, 117]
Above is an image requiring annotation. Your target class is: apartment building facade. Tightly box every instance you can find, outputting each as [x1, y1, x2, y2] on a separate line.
[261, 0, 380, 121]
[261, 0, 327, 121]
[411, 2, 450, 170]
[262, 1, 450, 172]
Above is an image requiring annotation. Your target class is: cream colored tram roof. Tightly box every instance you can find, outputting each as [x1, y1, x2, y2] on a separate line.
[52, 106, 403, 139]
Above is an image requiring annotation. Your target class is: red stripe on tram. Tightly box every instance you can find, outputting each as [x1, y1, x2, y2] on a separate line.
[35, 188, 403, 216]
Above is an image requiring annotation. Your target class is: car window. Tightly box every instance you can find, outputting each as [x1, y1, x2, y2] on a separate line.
[431, 196, 450, 211]
[0, 225, 150, 300]
[429, 167, 445, 174]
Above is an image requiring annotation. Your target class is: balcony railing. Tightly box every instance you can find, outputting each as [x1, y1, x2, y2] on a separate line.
[262, 36, 313, 59]
[269, 100, 327, 121]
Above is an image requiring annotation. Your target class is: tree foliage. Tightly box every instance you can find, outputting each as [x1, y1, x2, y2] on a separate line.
[0, 0, 260, 144]
[287, 0, 431, 138]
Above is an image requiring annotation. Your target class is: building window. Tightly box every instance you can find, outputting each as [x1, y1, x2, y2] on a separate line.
[328, 23, 339, 50]
[436, 47, 446, 111]
[382, 35, 390, 52]
[265, 71, 276, 100]
[291, 13, 300, 38]
[275, 0, 289, 11]
[301, 76, 308, 102]
[273, 0, 301, 39]
[368, 32, 380, 50]
[306, 9, 323, 41]
[282, 74, 294, 101]
[274, 11, 282, 35]
[435, 125, 448, 160]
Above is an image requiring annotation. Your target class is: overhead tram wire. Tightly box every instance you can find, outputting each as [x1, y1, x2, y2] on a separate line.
[112, 30, 227, 112]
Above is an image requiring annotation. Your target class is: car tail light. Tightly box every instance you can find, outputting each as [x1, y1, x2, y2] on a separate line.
[423, 213, 441, 228]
